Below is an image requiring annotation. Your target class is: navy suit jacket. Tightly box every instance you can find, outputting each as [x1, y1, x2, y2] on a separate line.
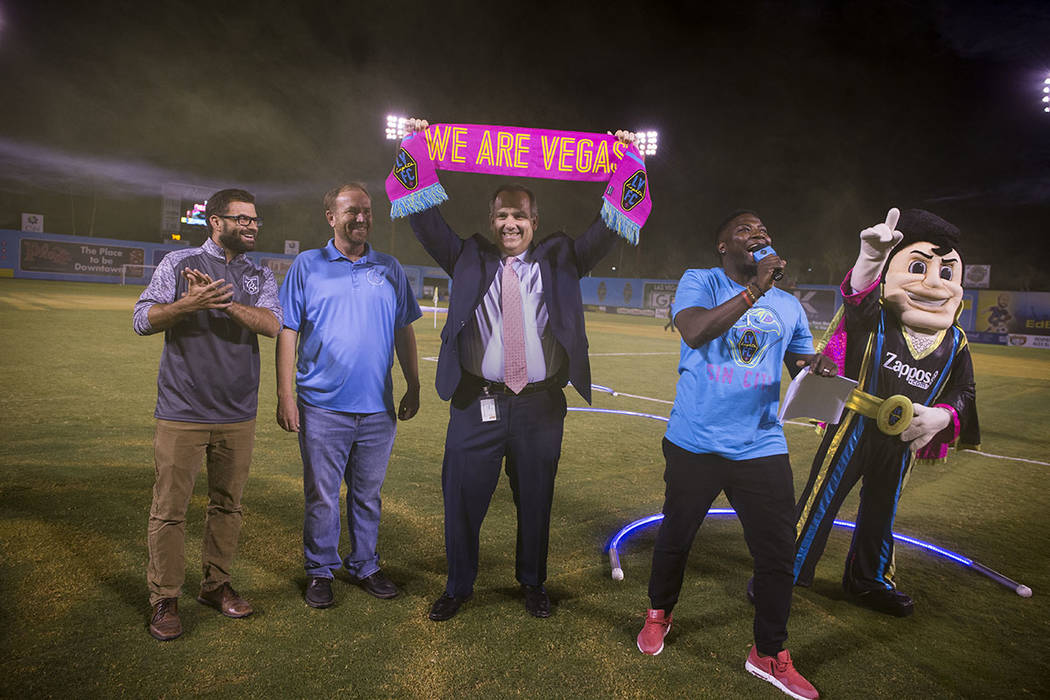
[409, 207, 618, 404]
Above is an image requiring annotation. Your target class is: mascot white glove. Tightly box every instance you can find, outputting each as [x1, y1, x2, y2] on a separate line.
[900, 403, 952, 451]
[852, 207, 904, 293]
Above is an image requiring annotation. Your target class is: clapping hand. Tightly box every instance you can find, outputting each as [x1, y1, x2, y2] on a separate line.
[181, 268, 233, 311]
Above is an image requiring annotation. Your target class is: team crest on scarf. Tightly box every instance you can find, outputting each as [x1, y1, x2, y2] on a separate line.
[727, 307, 783, 367]
[243, 275, 259, 295]
[393, 148, 418, 190]
[621, 170, 646, 211]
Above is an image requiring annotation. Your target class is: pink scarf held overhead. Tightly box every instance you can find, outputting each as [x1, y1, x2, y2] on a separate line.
[385, 123, 651, 244]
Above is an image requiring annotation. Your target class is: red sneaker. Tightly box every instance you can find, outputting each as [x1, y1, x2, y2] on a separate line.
[636, 609, 672, 655]
[745, 646, 819, 699]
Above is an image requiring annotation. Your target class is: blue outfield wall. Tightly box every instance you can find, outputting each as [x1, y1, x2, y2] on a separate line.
[3, 230, 1048, 346]
[0, 228, 418, 293]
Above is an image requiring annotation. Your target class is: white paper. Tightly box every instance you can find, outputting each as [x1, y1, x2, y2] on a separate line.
[778, 366, 858, 424]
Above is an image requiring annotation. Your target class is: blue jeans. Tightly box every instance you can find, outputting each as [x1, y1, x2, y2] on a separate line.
[298, 403, 397, 579]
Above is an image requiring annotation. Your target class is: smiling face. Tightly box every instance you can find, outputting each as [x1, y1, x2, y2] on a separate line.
[883, 241, 964, 332]
[327, 187, 372, 255]
[214, 200, 259, 255]
[718, 213, 771, 270]
[490, 189, 536, 257]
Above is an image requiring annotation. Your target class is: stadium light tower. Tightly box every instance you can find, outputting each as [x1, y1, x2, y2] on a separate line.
[385, 114, 409, 140]
[634, 130, 659, 156]
[1044, 75, 1050, 113]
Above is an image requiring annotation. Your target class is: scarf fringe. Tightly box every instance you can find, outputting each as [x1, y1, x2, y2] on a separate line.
[600, 200, 640, 245]
[389, 182, 449, 219]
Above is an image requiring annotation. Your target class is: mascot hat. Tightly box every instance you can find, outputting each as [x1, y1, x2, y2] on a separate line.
[882, 209, 961, 279]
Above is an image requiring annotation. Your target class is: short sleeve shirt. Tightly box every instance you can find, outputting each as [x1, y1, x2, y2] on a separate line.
[665, 267, 815, 460]
[279, 240, 422, 413]
[133, 237, 283, 423]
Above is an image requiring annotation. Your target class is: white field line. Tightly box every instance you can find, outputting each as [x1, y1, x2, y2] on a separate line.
[591, 386, 1048, 468]
[960, 450, 1049, 467]
[589, 352, 679, 357]
[419, 348, 1048, 468]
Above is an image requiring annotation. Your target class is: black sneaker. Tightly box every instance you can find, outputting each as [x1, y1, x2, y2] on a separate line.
[305, 576, 334, 608]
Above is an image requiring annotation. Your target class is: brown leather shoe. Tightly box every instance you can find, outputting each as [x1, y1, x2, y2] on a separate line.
[149, 598, 182, 641]
[197, 583, 253, 618]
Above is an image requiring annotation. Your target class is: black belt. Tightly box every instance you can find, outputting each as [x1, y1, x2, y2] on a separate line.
[467, 373, 563, 396]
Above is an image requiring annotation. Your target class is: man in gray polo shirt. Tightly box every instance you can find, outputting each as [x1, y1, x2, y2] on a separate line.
[133, 188, 281, 641]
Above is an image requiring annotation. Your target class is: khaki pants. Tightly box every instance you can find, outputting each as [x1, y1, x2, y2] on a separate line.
[147, 418, 255, 605]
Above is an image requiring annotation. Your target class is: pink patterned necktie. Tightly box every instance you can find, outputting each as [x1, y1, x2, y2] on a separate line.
[501, 258, 528, 394]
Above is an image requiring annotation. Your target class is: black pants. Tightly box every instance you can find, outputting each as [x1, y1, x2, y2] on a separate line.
[794, 415, 913, 593]
[441, 384, 567, 597]
[648, 438, 796, 656]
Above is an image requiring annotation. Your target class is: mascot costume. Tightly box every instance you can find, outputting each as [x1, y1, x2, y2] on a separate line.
[792, 208, 980, 616]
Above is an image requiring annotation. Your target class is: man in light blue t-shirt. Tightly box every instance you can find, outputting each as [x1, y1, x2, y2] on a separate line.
[276, 183, 421, 609]
[635, 210, 837, 700]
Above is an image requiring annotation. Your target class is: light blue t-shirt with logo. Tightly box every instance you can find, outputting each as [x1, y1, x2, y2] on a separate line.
[280, 240, 422, 414]
[665, 267, 815, 460]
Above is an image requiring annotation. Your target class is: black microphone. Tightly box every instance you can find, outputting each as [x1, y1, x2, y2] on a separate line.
[752, 246, 784, 281]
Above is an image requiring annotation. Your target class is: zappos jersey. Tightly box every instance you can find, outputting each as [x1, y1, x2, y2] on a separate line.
[665, 267, 815, 460]
[844, 288, 974, 409]
[134, 238, 282, 423]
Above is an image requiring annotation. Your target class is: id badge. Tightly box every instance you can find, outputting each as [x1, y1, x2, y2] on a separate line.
[480, 395, 500, 422]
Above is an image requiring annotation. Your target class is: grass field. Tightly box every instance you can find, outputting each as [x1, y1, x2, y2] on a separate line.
[1, 278, 1049, 699]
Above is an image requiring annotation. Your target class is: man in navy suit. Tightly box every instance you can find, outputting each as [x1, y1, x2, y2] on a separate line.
[405, 119, 633, 621]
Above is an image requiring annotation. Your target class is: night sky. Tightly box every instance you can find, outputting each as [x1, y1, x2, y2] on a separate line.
[1, 0, 1048, 288]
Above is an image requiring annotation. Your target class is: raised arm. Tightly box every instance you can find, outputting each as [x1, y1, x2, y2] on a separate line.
[572, 216, 619, 277]
[401, 118, 465, 273]
[573, 129, 640, 276]
[408, 207, 465, 275]
[851, 208, 903, 293]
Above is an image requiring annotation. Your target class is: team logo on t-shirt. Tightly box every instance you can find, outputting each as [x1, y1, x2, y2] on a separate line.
[243, 275, 259, 295]
[366, 267, 386, 287]
[726, 307, 783, 367]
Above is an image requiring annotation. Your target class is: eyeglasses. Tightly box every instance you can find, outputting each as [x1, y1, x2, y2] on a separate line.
[218, 214, 263, 227]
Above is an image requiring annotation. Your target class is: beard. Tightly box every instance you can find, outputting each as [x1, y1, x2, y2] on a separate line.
[219, 227, 254, 254]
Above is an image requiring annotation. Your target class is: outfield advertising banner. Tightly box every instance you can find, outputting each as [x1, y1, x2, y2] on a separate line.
[20, 238, 145, 277]
[2, 229, 1047, 350]
[790, 286, 839, 330]
[644, 282, 677, 319]
[0, 229, 295, 285]
[975, 290, 1050, 336]
[582, 277, 669, 309]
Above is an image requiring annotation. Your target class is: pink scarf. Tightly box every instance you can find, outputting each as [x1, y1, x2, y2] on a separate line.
[386, 123, 651, 243]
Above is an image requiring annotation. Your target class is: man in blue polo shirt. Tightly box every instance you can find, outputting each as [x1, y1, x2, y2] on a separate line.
[277, 183, 421, 609]
[635, 210, 836, 700]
